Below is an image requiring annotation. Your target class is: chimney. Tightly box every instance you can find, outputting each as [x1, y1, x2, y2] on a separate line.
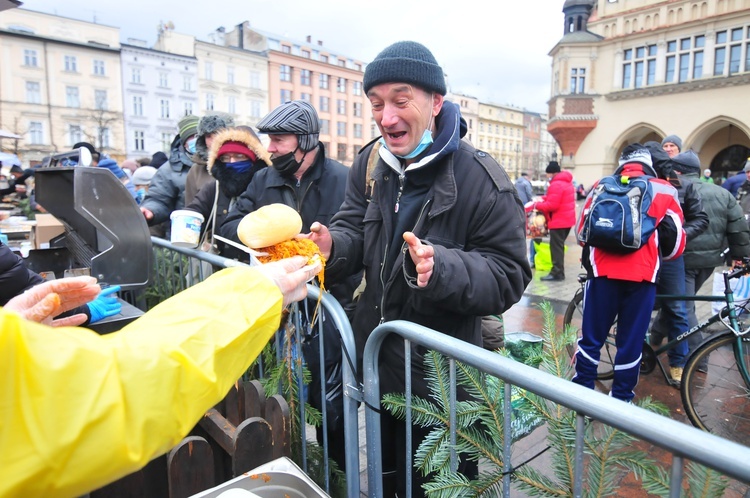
[238, 22, 244, 49]
[317, 40, 323, 46]
[306, 35, 311, 43]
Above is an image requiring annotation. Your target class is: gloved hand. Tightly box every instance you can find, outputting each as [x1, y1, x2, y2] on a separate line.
[87, 285, 122, 323]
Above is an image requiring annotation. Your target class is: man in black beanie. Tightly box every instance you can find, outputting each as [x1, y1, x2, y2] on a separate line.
[303, 40, 530, 497]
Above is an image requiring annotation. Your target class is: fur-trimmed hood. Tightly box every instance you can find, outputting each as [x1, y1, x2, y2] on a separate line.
[207, 126, 272, 172]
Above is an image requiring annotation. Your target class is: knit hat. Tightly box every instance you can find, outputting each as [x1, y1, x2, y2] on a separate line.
[744, 159, 750, 173]
[257, 100, 320, 152]
[364, 41, 446, 95]
[131, 165, 157, 186]
[216, 141, 257, 162]
[9, 165, 23, 174]
[704, 168, 712, 176]
[98, 158, 126, 179]
[618, 144, 653, 169]
[178, 115, 199, 143]
[545, 161, 561, 174]
[671, 150, 701, 174]
[197, 113, 235, 139]
[149, 151, 168, 168]
[661, 134, 683, 152]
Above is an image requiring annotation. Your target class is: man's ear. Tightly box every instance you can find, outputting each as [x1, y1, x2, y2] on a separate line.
[432, 93, 444, 117]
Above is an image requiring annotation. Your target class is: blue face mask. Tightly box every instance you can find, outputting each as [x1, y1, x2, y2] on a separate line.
[224, 160, 253, 173]
[379, 129, 434, 160]
[186, 137, 197, 154]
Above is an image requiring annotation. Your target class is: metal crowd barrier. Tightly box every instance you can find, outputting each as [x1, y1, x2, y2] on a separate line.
[149, 237, 360, 497]
[363, 320, 750, 498]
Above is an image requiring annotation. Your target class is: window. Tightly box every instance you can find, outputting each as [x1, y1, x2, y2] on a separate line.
[663, 35, 704, 82]
[227, 66, 235, 85]
[64, 55, 78, 72]
[159, 72, 169, 88]
[337, 77, 346, 92]
[337, 121, 346, 136]
[302, 49, 310, 58]
[95, 90, 108, 110]
[353, 123, 363, 138]
[25, 81, 41, 104]
[228, 96, 236, 114]
[131, 67, 141, 84]
[320, 119, 330, 135]
[161, 132, 172, 151]
[716, 28, 747, 75]
[300, 69, 311, 86]
[205, 62, 213, 80]
[29, 121, 43, 145]
[280, 89, 292, 102]
[353, 81, 362, 96]
[133, 95, 143, 116]
[353, 102, 362, 117]
[319, 73, 329, 89]
[134, 130, 145, 151]
[321, 55, 329, 63]
[337, 99, 346, 115]
[249, 71, 260, 88]
[205, 93, 215, 111]
[93, 60, 105, 76]
[570, 68, 585, 93]
[69, 124, 83, 145]
[250, 101, 261, 118]
[97, 127, 110, 149]
[160, 99, 170, 118]
[280, 65, 291, 82]
[66, 86, 80, 108]
[621, 44, 657, 88]
[184, 101, 194, 116]
[183, 75, 192, 91]
[337, 143, 346, 161]
[300, 93, 311, 102]
[23, 49, 38, 67]
[320, 96, 329, 112]
[282, 45, 291, 54]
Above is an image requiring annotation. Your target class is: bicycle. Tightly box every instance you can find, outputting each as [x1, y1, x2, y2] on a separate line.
[563, 261, 750, 447]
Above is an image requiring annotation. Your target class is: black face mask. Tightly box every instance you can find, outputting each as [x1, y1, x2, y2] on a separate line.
[211, 161, 265, 198]
[272, 147, 306, 178]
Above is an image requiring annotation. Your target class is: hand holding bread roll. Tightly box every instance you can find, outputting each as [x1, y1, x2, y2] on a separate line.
[237, 204, 326, 284]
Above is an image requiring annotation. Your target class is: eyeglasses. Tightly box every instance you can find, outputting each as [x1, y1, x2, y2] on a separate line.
[218, 153, 250, 162]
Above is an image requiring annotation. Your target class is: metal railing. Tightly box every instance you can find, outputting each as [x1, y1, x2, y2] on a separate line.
[363, 320, 750, 498]
[149, 237, 360, 497]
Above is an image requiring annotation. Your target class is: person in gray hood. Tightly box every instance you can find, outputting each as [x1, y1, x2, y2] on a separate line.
[184, 113, 235, 205]
[302, 40, 530, 497]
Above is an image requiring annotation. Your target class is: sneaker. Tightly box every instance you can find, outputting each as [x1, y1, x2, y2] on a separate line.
[670, 366, 684, 384]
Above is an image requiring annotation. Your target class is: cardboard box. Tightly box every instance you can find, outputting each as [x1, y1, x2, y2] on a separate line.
[34, 213, 65, 249]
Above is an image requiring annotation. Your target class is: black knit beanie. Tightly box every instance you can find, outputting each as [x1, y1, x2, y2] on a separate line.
[545, 161, 561, 174]
[364, 41, 446, 95]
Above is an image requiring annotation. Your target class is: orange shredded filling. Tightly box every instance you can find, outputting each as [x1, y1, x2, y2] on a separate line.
[258, 238, 326, 289]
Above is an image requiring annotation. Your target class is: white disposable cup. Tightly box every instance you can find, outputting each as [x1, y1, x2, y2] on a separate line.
[169, 209, 205, 248]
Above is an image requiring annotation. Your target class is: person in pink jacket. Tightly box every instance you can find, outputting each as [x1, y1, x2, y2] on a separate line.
[530, 161, 576, 280]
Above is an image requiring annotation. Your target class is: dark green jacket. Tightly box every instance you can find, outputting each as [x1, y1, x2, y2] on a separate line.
[683, 174, 750, 269]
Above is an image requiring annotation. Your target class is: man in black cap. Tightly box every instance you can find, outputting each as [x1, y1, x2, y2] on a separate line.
[302, 41, 530, 496]
[220, 100, 353, 471]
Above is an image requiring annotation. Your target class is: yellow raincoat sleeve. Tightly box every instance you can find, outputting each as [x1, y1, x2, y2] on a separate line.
[0, 266, 283, 498]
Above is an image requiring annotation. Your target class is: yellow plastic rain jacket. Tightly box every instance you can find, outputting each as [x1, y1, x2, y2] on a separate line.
[0, 266, 283, 498]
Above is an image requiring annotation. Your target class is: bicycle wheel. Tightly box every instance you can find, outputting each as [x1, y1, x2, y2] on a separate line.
[681, 333, 750, 446]
[563, 290, 617, 380]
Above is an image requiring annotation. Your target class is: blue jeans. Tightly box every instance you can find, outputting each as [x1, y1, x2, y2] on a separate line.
[651, 256, 690, 367]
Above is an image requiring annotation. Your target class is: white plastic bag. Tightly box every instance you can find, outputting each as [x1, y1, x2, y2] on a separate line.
[711, 271, 750, 315]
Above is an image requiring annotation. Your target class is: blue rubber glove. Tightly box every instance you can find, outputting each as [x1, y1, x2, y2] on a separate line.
[87, 285, 122, 324]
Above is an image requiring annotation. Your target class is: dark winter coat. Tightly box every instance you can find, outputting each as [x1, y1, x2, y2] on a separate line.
[324, 101, 531, 392]
[684, 174, 750, 269]
[533, 170, 576, 229]
[184, 127, 271, 260]
[671, 175, 708, 242]
[140, 134, 194, 227]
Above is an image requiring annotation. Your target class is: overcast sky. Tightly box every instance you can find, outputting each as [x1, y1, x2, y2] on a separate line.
[22, 0, 565, 113]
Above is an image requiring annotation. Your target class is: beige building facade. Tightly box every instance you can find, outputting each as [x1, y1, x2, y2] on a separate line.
[477, 103, 525, 179]
[548, 0, 750, 187]
[447, 92, 480, 146]
[0, 9, 125, 164]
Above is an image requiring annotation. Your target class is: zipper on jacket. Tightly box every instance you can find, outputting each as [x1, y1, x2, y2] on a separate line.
[394, 173, 405, 213]
[378, 198, 432, 325]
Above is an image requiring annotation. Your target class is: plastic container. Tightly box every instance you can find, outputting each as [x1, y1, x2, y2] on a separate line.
[170, 209, 205, 248]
